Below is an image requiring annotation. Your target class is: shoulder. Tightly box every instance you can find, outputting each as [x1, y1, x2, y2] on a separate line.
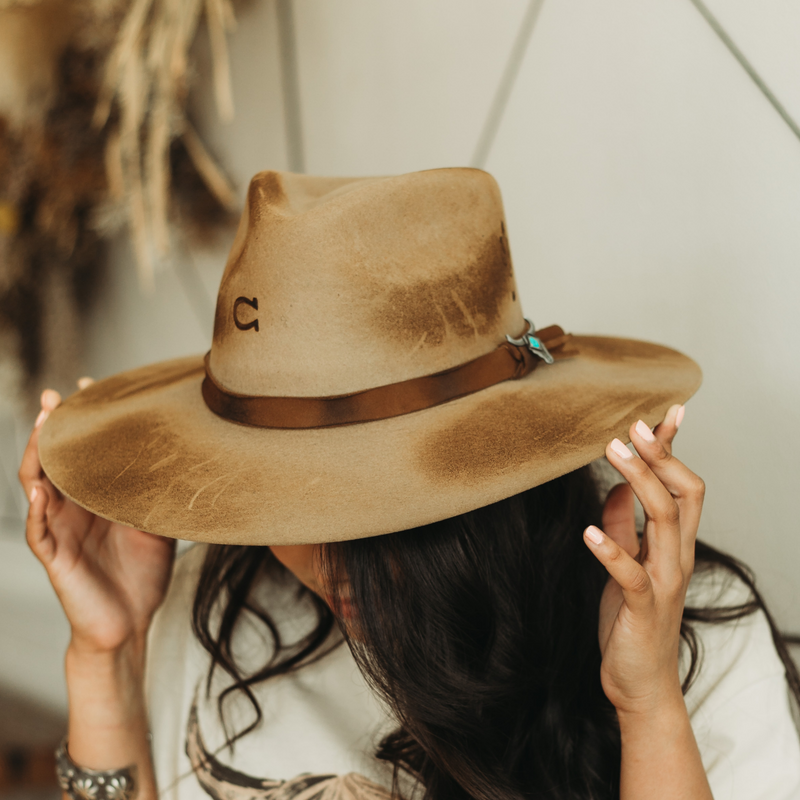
[682, 564, 800, 800]
[682, 564, 785, 710]
[145, 544, 212, 800]
[166, 542, 209, 604]
[148, 543, 207, 653]
[147, 543, 208, 652]
[146, 543, 212, 708]
[147, 543, 314, 664]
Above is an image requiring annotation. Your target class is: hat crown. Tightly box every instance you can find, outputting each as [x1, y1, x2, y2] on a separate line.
[209, 168, 524, 397]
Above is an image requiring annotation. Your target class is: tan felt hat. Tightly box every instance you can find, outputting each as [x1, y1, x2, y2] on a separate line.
[39, 168, 702, 545]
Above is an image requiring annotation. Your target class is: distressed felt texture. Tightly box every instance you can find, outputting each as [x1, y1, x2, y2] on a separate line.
[38, 168, 702, 545]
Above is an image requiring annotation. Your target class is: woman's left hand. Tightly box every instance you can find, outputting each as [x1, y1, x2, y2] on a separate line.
[584, 403, 705, 716]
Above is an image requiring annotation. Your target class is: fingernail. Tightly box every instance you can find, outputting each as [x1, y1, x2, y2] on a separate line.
[585, 526, 604, 545]
[41, 388, 61, 408]
[675, 405, 685, 429]
[77, 377, 93, 390]
[635, 419, 656, 443]
[609, 438, 634, 460]
[30, 486, 38, 502]
[35, 409, 49, 428]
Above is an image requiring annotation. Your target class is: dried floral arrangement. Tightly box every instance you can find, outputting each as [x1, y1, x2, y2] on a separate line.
[0, 0, 243, 406]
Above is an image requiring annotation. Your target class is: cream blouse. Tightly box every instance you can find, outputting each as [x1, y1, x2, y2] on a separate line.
[146, 544, 800, 800]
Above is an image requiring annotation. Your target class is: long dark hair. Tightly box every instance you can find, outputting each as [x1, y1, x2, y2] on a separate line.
[192, 463, 800, 799]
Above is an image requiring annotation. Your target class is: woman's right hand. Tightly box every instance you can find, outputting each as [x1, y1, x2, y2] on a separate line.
[19, 385, 176, 655]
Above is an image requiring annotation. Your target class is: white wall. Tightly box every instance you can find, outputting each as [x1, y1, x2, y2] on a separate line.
[1, 0, 798, 711]
[292, 0, 800, 628]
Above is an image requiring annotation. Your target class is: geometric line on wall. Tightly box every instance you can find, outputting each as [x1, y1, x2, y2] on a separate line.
[471, 0, 547, 169]
[276, 0, 306, 173]
[688, 0, 800, 145]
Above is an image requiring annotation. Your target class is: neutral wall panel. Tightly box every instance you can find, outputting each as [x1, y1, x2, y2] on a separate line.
[486, 0, 800, 628]
[294, 0, 530, 175]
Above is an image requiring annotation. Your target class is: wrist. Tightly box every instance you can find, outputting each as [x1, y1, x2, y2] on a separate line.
[616, 689, 689, 734]
[62, 639, 156, 791]
[608, 672, 684, 718]
[67, 628, 148, 660]
[615, 688, 713, 800]
[65, 637, 148, 743]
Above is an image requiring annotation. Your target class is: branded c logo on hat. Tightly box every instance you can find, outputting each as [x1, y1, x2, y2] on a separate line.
[234, 297, 259, 332]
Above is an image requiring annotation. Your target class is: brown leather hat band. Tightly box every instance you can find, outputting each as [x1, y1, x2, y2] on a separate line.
[202, 325, 573, 430]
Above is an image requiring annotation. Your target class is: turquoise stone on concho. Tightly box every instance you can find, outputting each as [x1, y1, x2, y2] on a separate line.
[505, 319, 554, 364]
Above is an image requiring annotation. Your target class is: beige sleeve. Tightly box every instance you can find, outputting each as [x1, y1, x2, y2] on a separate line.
[145, 543, 211, 800]
[683, 568, 800, 800]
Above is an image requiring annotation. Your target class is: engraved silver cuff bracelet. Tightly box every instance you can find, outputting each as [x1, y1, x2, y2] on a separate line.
[56, 737, 138, 800]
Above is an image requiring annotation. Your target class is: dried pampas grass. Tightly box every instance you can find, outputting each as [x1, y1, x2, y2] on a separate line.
[0, 47, 107, 404]
[0, 0, 244, 401]
[94, 0, 239, 288]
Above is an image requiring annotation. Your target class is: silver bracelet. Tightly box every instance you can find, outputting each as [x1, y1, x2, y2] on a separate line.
[55, 736, 138, 800]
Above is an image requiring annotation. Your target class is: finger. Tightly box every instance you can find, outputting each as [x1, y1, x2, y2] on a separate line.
[26, 483, 56, 564]
[584, 525, 653, 614]
[629, 420, 705, 573]
[19, 408, 49, 498]
[40, 473, 66, 515]
[602, 483, 639, 558]
[651, 404, 685, 456]
[18, 390, 63, 500]
[41, 388, 62, 411]
[606, 437, 682, 573]
[77, 377, 95, 390]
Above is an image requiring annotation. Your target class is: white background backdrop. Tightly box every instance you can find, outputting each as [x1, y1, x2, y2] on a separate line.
[1, 0, 798, 711]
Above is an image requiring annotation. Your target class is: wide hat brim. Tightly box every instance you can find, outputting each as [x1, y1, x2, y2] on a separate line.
[38, 333, 701, 546]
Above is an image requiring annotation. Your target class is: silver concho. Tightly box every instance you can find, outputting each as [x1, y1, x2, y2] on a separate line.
[506, 319, 554, 364]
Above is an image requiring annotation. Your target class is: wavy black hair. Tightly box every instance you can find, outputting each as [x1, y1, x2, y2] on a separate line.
[192, 463, 800, 799]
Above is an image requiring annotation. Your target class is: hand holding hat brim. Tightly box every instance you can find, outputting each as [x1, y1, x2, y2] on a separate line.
[583, 404, 705, 717]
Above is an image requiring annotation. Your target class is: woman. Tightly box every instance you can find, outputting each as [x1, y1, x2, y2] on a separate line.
[21, 168, 800, 800]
